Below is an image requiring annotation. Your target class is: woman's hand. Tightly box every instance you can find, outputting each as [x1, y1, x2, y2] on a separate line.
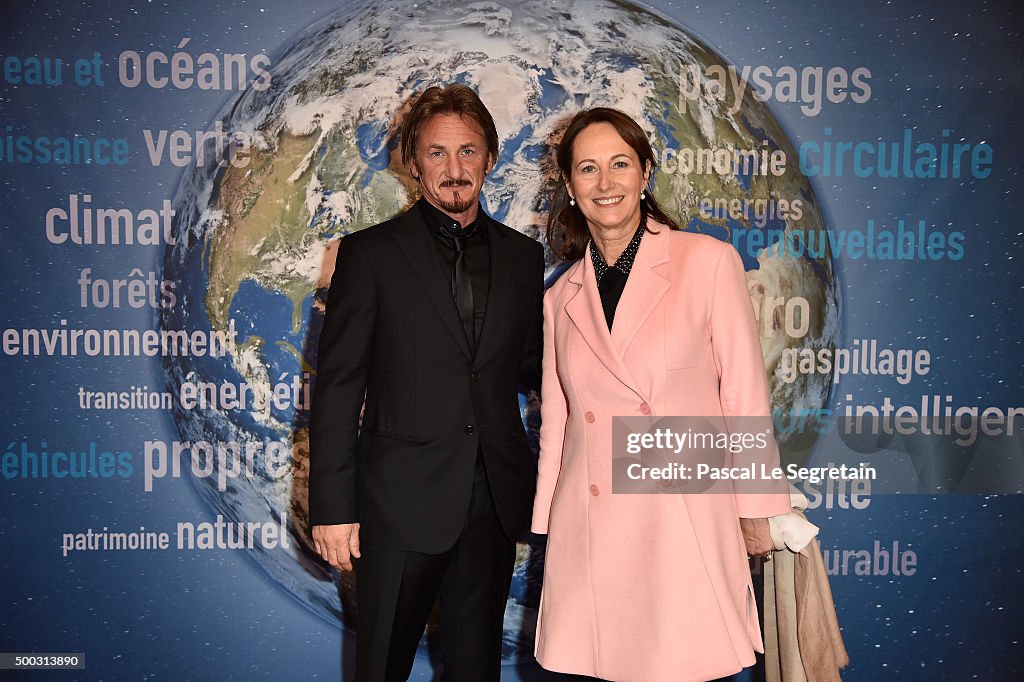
[739, 517, 774, 559]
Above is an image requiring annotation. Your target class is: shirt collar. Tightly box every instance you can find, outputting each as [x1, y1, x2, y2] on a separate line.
[590, 216, 646, 285]
[418, 198, 485, 239]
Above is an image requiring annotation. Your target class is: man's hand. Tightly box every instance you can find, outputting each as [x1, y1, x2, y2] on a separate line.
[739, 517, 774, 558]
[312, 523, 361, 571]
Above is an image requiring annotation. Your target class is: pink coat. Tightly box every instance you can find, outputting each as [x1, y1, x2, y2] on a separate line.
[532, 224, 791, 682]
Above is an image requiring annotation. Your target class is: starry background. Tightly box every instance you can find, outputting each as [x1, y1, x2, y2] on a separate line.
[0, 0, 1022, 680]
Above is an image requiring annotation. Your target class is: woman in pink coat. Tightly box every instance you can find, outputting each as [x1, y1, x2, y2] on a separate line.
[532, 108, 791, 681]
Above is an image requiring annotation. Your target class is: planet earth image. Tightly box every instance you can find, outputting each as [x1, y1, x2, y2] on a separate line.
[160, 0, 838, 663]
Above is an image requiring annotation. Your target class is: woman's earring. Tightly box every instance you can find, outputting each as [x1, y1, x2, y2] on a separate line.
[569, 198, 576, 206]
[640, 191, 646, 200]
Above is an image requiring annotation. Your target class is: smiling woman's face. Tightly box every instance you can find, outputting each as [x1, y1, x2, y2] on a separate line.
[565, 121, 651, 238]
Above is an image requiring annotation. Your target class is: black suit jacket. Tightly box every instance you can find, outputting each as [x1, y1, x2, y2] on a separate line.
[308, 205, 544, 554]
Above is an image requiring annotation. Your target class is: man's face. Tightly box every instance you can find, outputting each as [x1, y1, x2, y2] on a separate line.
[409, 113, 493, 222]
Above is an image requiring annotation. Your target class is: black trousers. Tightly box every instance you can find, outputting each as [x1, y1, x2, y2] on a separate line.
[354, 457, 515, 682]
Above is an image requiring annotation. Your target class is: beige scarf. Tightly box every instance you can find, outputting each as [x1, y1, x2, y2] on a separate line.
[763, 512, 850, 682]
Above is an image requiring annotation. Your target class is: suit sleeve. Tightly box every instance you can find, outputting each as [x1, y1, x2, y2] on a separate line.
[531, 288, 567, 534]
[517, 241, 545, 392]
[709, 243, 791, 518]
[308, 235, 376, 526]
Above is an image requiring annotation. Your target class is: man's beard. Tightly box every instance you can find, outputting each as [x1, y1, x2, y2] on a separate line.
[438, 180, 474, 214]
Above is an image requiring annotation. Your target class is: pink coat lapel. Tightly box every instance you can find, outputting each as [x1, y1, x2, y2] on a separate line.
[610, 224, 670, 354]
[563, 223, 672, 403]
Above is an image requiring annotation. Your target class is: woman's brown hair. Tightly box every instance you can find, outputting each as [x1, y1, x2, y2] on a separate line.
[547, 108, 680, 260]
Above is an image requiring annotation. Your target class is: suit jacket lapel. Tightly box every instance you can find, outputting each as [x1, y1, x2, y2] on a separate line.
[474, 215, 512, 365]
[564, 254, 647, 401]
[391, 207, 473, 361]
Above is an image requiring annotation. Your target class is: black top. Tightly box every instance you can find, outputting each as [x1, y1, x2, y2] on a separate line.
[590, 217, 646, 330]
[419, 199, 490, 346]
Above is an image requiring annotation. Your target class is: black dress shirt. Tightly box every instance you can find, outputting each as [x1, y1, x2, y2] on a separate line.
[419, 199, 490, 349]
[590, 217, 646, 330]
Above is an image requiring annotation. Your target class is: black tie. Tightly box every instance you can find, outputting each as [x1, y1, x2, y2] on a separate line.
[450, 232, 476, 352]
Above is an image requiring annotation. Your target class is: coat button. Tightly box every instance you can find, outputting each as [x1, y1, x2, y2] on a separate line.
[585, 411, 595, 423]
[471, 372, 480, 381]
[639, 402, 651, 415]
[464, 425, 475, 435]
[590, 484, 600, 496]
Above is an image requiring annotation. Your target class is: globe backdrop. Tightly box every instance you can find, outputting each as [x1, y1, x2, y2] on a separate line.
[161, 0, 838, 662]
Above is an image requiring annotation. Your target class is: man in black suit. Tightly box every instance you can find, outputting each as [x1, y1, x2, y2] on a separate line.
[309, 84, 544, 682]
